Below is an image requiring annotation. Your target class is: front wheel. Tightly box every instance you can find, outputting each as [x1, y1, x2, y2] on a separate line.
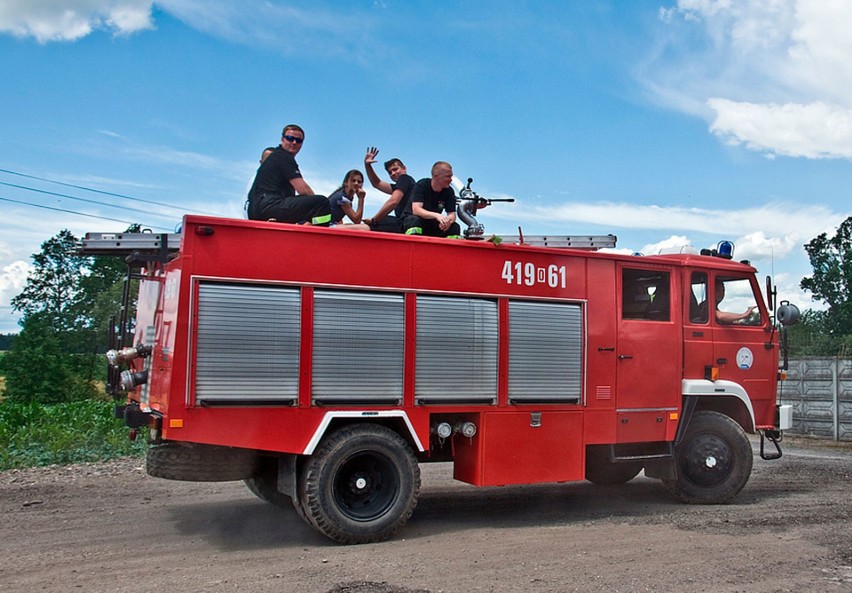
[663, 410, 753, 504]
[299, 424, 420, 544]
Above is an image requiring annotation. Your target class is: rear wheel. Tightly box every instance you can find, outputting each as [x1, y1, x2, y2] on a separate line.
[585, 446, 643, 485]
[147, 442, 257, 481]
[244, 457, 290, 507]
[299, 424, 420, 544]
[663, 410, 753, 504]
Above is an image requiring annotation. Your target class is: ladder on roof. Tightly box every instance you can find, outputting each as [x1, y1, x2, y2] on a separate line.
[78, 232, 181, 262]
[496, 234, 617, 250]
[78, 231, 618, 258]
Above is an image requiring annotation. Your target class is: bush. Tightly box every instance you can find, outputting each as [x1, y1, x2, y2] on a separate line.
[0, 400, 145, 470]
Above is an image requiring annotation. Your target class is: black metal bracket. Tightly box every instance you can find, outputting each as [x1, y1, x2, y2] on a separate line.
[759, 429, 783, 460]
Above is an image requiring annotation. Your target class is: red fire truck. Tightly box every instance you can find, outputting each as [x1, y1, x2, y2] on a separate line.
[82, 214, 799, 544]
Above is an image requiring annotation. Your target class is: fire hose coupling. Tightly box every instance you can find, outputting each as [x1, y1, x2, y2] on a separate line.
[106, 344, 152, 367]
[431, 421, 478, 439]
[119, 369, 149, 390]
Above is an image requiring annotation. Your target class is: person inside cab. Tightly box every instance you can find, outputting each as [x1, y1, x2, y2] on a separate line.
[692, 276, 757, 325]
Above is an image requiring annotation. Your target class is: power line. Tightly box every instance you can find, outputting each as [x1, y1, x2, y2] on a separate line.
[0, 180, 180, 220]
[0, 167, 219, 215]
[0, 195, 173, 231]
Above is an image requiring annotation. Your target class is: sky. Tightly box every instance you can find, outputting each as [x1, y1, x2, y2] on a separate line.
[1, 0, 851, 334]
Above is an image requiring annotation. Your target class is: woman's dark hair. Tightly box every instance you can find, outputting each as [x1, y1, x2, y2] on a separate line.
[334, 169, 364, 196]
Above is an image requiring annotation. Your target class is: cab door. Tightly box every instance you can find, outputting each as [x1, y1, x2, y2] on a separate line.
[683, 270, 715, 380]
[710, 274, 777, 427]
[616, 265, 682, 441]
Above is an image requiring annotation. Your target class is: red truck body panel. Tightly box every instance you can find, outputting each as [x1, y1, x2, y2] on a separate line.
[124, 215, 780, 487]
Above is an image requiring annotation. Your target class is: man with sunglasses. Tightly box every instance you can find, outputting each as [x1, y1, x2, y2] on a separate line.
[247, 124, 331, 226]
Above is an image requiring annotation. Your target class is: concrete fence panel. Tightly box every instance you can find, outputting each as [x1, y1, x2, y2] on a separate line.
[778, 357, 852, 441]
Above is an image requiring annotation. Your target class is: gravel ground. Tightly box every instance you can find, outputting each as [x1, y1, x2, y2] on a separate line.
[0, 435, 850, 593]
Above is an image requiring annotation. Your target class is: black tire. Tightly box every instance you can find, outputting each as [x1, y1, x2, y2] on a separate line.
[244, 457, 291, 507]
[299, 424, 420, 545]
[147, 442, 257, 481]
[585, 447, 643, 485]
[663, 410, 753, 504]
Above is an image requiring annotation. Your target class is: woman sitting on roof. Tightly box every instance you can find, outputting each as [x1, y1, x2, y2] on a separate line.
[328, 169, 370, 230]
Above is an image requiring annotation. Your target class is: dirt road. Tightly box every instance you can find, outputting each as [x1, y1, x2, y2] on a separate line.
[1, 437, 850, 593]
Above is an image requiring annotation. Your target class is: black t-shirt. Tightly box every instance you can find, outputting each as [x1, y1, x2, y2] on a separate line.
[252, 147, 302, 198]
[390, 174, 415, 218]
[405, 178, 456, 217]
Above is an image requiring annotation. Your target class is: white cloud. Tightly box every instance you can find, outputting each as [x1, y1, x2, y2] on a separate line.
[708, 99, 852, 159]
[733, 230, 799, 261]
[653, 0, 852, 159]
[640, 235, 696, 255]
[154, 0, 380, 64]
[513, 200, 835, 241]
[773, 271, 821, 311]
[478, 196, 845, 269]
[630, 230, 798, 261]
[0, 0, 154, 43]
[0, 260, 32, 329]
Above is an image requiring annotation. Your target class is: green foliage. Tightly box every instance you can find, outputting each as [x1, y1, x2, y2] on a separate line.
[0, 400, 146, 470]
[4, 227, 137, 403]
[786, 309, 852, 357]
[0, 313, 100, 404]
[0, 333, 15, 350]
[0, 226, 147, 468]
[11, 230, 87, 333]
[801, 216, 852, 338]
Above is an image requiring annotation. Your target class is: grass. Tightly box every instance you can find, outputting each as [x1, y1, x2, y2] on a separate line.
[0, 399, 146, 470]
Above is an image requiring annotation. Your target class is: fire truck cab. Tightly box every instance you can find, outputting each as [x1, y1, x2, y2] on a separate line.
[84, 215, 798, 544]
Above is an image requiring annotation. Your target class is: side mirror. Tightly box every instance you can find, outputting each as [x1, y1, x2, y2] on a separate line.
[765, 275, 775, 312]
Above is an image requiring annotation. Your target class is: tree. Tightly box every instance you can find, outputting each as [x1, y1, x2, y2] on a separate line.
[3, 228, 136, 403]
[10, 230, 87, 335]
[784, 309, 852, 357]
[0, 313, 97, 403]
[75, 223, 141, 352]
[0, 333, 15, 350]
[800, 216, 852, 343]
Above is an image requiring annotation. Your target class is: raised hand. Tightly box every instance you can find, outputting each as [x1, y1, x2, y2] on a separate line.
[365, 146, 379, 165]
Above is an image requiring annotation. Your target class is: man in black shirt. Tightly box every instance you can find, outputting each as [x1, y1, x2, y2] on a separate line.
[362, 147, 414, 233]
[247, 124, 331, 226]
[402, 161, 461, 238]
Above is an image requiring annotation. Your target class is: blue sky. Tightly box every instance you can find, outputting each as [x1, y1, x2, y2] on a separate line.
[1, 0, 851, 333]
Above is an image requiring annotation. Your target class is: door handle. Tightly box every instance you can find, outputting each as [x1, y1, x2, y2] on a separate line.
[618, 355, 633, 360]
[597, 347, 615, 352]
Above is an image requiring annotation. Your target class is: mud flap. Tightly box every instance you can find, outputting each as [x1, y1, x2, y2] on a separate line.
[276, 454, 299, 499]
[644, 457, 676, 480]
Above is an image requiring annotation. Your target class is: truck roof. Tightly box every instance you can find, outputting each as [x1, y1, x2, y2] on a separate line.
[80, 215, 758, 275]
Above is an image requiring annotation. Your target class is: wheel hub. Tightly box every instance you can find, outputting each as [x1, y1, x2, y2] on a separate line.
[682, 433, 733, 487]
[350, 472, 370, 493]
[332, 452, 398, 521]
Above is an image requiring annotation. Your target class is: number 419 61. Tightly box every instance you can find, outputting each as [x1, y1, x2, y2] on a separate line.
[501, 261, 567, 288]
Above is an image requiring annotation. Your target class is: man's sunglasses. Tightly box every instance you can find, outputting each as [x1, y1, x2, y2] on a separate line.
[283, 135, 304, 144]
